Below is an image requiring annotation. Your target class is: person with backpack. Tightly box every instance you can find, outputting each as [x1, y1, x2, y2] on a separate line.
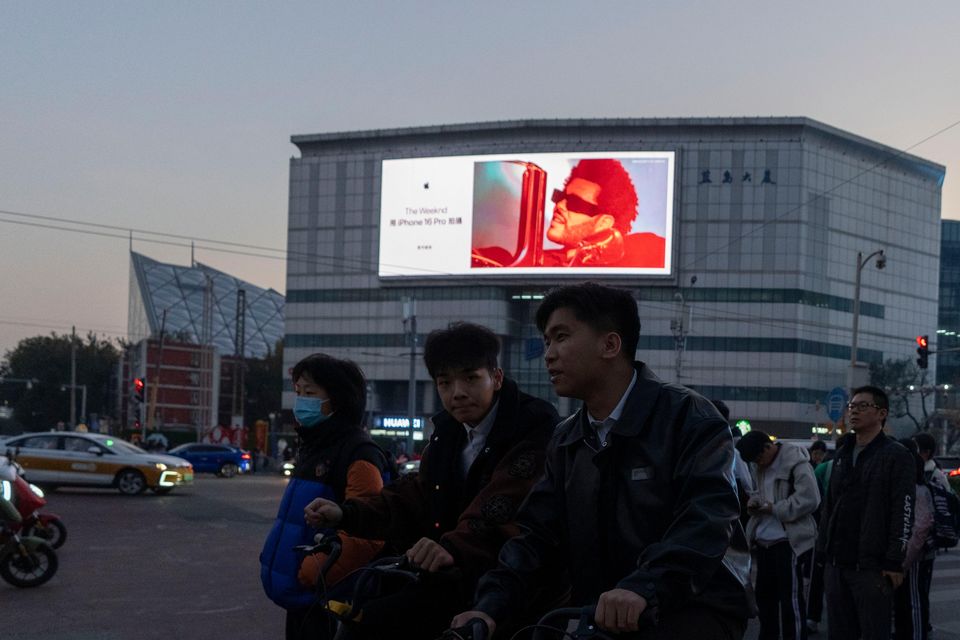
[736, 431, 820, 640]
[260, 353, 389, 640]
[304, 322, 560, 639]
[893, 439, 935, 640]
[914, 433, 953, 495]
[913, 432, 960, 640]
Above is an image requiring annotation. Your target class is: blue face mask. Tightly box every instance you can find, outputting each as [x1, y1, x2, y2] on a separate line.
[294, 396, 331, 428]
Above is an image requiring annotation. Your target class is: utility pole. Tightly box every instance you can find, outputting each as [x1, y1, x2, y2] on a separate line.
[670, 292, 692, 381]
[70, 325, 77, 428]
[402, 298, 417, 455]
[669, 276, 697, 382]
[232, 289, 246, 427]
[148, 310, 167, 430]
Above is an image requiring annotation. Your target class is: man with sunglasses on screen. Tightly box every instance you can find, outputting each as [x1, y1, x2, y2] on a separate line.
[542, 159, 665, 268]
[816, 386, 915, 640]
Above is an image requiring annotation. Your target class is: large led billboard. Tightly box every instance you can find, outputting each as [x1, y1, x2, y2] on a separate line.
[378, 152, 675, 278]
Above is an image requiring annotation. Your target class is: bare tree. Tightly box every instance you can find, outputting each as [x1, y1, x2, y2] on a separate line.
[868, 358, 932, 430]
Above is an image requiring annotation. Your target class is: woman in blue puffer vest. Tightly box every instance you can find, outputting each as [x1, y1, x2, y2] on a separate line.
[260, 353, 389, 640]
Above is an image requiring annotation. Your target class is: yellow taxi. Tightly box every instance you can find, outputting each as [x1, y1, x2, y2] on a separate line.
[3, 432, 194, 495]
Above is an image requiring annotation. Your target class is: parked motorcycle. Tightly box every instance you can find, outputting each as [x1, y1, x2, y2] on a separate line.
[0, 469, 58, 587]
[10, 475, 66, 548]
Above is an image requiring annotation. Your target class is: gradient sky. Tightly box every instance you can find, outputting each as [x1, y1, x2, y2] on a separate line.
[1, 1, 958, 357]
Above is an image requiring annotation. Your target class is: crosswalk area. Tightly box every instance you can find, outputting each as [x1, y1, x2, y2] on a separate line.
[745, 549, 960, 639]
[930, 549, 960, 639]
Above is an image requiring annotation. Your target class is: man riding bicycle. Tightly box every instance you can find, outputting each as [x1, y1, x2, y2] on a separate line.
[453, 284, 753, 639]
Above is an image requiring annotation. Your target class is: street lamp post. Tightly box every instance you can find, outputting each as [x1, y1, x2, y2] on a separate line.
[849, 249, 886, 391]
[402, 298, 417, 456]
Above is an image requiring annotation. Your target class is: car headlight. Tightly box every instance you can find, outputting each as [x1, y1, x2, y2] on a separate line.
[154, 463, 168, 471]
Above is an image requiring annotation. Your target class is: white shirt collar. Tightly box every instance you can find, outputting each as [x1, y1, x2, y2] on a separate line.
[463, 400, 499, 437]
[587, 370, 638, 426]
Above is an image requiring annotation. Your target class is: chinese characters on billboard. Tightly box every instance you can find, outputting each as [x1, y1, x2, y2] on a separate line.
[379, 152, 675, 278]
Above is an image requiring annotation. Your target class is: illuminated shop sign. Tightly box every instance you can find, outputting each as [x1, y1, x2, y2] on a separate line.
[370, 416, 425, 441]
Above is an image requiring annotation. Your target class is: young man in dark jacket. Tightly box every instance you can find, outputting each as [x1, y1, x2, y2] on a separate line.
[303, 322, 559, 639]
[817, 385, 915, 640]
[453, 283, 752, 639]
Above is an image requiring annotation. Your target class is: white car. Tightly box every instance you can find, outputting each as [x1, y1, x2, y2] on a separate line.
[3, 432, 193, 495]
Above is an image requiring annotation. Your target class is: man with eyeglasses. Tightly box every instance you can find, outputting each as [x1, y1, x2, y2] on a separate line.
[542, 159, 665, 268]
[816, 386, 915, 640]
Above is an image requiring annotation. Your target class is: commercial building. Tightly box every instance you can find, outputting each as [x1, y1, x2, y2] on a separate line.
[284, 118, 944, 440]
[938, 220, 960, 393]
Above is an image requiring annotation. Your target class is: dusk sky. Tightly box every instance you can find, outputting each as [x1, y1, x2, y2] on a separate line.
[2, 1, 958, 357]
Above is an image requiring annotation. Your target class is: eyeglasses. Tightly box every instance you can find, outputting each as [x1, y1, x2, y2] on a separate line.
[551, 189, 599, 216]
[846, 401, 881, 412]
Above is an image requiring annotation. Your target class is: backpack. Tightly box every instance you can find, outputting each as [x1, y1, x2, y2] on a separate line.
[927, 480, 960, 549]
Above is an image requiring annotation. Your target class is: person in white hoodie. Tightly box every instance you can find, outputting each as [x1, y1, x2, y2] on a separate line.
[737, 431, 821, 640]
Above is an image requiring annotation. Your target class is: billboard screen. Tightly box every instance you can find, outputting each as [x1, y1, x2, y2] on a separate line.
[379, 151, 675, 278]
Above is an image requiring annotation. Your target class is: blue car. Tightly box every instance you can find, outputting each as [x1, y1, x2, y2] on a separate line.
[168, 443, 251, 477]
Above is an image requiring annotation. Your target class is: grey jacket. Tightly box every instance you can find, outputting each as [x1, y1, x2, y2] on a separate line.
[745, 443, 820, 555]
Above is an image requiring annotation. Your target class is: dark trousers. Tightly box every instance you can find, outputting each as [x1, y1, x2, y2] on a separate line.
[806, 551, 825, 624]
[894, 561, 927, 640]
[824, 564, 894, 640]
[754, 541, 808, 640]
[918, 556, 934, 635]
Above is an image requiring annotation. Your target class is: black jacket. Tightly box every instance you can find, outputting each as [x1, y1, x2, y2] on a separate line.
[293, 415, 386, 500]
[817, 432, 915, 572]
[340, 378, 559, 587]
[474, 363, 752, 624]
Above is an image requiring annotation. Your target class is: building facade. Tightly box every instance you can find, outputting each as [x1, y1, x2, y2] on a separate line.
[284, 118, 944, 439]
[124, 252, 284, 437]
[938, 220, 960, 389]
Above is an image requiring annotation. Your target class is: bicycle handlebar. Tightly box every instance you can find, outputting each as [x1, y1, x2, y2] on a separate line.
[530, 604, 658, 639]
[440, 617, 489, 640]
[294, 532, 343, 582]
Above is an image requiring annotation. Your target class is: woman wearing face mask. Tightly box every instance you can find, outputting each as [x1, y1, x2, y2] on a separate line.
[260, 353, 389, 640]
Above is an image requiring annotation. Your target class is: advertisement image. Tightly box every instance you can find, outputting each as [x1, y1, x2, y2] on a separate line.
[379, 151, 674, 278]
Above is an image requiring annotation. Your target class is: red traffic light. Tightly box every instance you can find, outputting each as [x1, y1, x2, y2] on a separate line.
[916, 335, 928, 348]
[134, 378, 145, 394]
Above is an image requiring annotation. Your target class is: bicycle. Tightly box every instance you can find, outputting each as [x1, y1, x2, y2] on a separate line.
[295, 533, 431, 639]
[440, 604, 658, 640]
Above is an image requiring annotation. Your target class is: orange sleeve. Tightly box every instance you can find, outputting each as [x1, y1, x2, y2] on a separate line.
[299, 460, 386, 588]
[343, 460, 385, 500]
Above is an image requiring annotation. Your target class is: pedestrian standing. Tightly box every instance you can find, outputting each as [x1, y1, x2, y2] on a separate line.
[259, 354, 389, 640]
[893, 439, 934, 640]
[737, 431, 820, 640]
[913, 432, 955, 639]
[804, 441, 830, 635]
[817, 386, 915, 640]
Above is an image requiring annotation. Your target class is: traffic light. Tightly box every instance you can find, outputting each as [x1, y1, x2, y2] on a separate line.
[132, 377, 145, 403]
[916, 335, 929, 370]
